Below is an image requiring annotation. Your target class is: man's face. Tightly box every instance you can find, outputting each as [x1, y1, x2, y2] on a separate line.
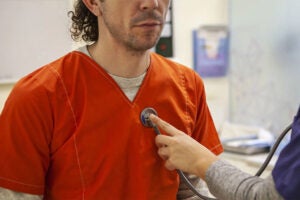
[99, 0, 170, 52]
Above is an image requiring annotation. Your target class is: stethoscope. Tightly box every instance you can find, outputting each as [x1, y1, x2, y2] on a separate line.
[140, 107, 293, 200]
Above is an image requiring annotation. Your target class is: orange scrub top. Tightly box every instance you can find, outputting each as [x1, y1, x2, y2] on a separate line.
[0, 51, 223, 200]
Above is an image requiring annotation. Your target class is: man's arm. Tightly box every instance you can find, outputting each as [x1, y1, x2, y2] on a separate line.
[0, 187, 43, 200]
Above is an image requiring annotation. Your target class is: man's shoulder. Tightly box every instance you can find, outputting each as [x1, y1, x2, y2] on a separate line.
[151, 53, 201, 82]
[151, 53, 195, 73]
[48, 50, 91, 70]
[13, 51, 89, 92]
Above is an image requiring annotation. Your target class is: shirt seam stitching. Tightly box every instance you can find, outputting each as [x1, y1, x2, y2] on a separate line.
[49, 66, 86, 200]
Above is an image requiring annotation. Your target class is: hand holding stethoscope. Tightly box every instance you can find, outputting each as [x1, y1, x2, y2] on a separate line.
[140, 107, 292, 200]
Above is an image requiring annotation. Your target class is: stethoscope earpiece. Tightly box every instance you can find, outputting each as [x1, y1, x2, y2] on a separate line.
[140, 107, 158, 128]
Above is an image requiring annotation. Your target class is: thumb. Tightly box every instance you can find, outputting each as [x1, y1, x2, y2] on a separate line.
[149, 114, 181, 136]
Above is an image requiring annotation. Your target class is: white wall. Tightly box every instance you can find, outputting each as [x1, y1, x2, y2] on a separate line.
[0, 84, 12, 112]
[172, 0, 228, 67]
[0, 1, 229, 130]
[0, 0, 72, 83]
[229, 0, 300, 135]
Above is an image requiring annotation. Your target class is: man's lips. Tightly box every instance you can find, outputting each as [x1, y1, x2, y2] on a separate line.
[136, 21, 162, 27]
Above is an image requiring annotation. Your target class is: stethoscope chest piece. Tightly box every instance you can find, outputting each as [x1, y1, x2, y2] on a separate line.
[140, 107, 158, 128]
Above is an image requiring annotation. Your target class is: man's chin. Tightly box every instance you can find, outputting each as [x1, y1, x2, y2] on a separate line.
[136, 38, 161, 51]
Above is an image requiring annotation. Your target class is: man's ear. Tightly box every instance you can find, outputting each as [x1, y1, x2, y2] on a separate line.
[82, 0, 102, 16]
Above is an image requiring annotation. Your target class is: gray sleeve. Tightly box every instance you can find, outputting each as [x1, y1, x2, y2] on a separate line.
[205, 159, 284, 200]
[177, 173, 212, 200]
[0, 187, 43, 200]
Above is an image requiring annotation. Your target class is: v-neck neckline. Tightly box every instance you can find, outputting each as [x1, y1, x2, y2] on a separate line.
[73, 48, 154, 106]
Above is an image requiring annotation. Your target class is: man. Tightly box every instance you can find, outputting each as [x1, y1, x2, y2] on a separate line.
[0, 0, 223, 199]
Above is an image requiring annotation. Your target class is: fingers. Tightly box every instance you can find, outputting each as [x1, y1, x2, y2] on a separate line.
[157, 145, 169, 160]
[155, 134, 172, 147]
[149, 114, 181, 137]
[164, 160, 176, 171]
[157, 146, 176, 171]
[149, 114, 186, 172]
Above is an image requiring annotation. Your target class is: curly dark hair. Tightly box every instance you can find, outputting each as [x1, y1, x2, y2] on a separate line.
[68, 0, 98, 42]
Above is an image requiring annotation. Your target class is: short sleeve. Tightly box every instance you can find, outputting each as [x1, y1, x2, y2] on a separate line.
[0, 78, 52, 194]
[191, 71, 223, 155]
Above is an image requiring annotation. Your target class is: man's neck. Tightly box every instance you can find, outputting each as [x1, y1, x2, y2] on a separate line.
[87, 41, 151, 78]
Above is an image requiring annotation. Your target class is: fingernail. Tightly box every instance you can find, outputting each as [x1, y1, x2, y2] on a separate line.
[150, 114, 157, 118]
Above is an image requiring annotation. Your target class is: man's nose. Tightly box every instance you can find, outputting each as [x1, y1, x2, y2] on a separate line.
[140, 0, 159, 11]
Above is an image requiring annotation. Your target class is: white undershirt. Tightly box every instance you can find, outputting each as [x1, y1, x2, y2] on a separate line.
[77, 46, 146, 102]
